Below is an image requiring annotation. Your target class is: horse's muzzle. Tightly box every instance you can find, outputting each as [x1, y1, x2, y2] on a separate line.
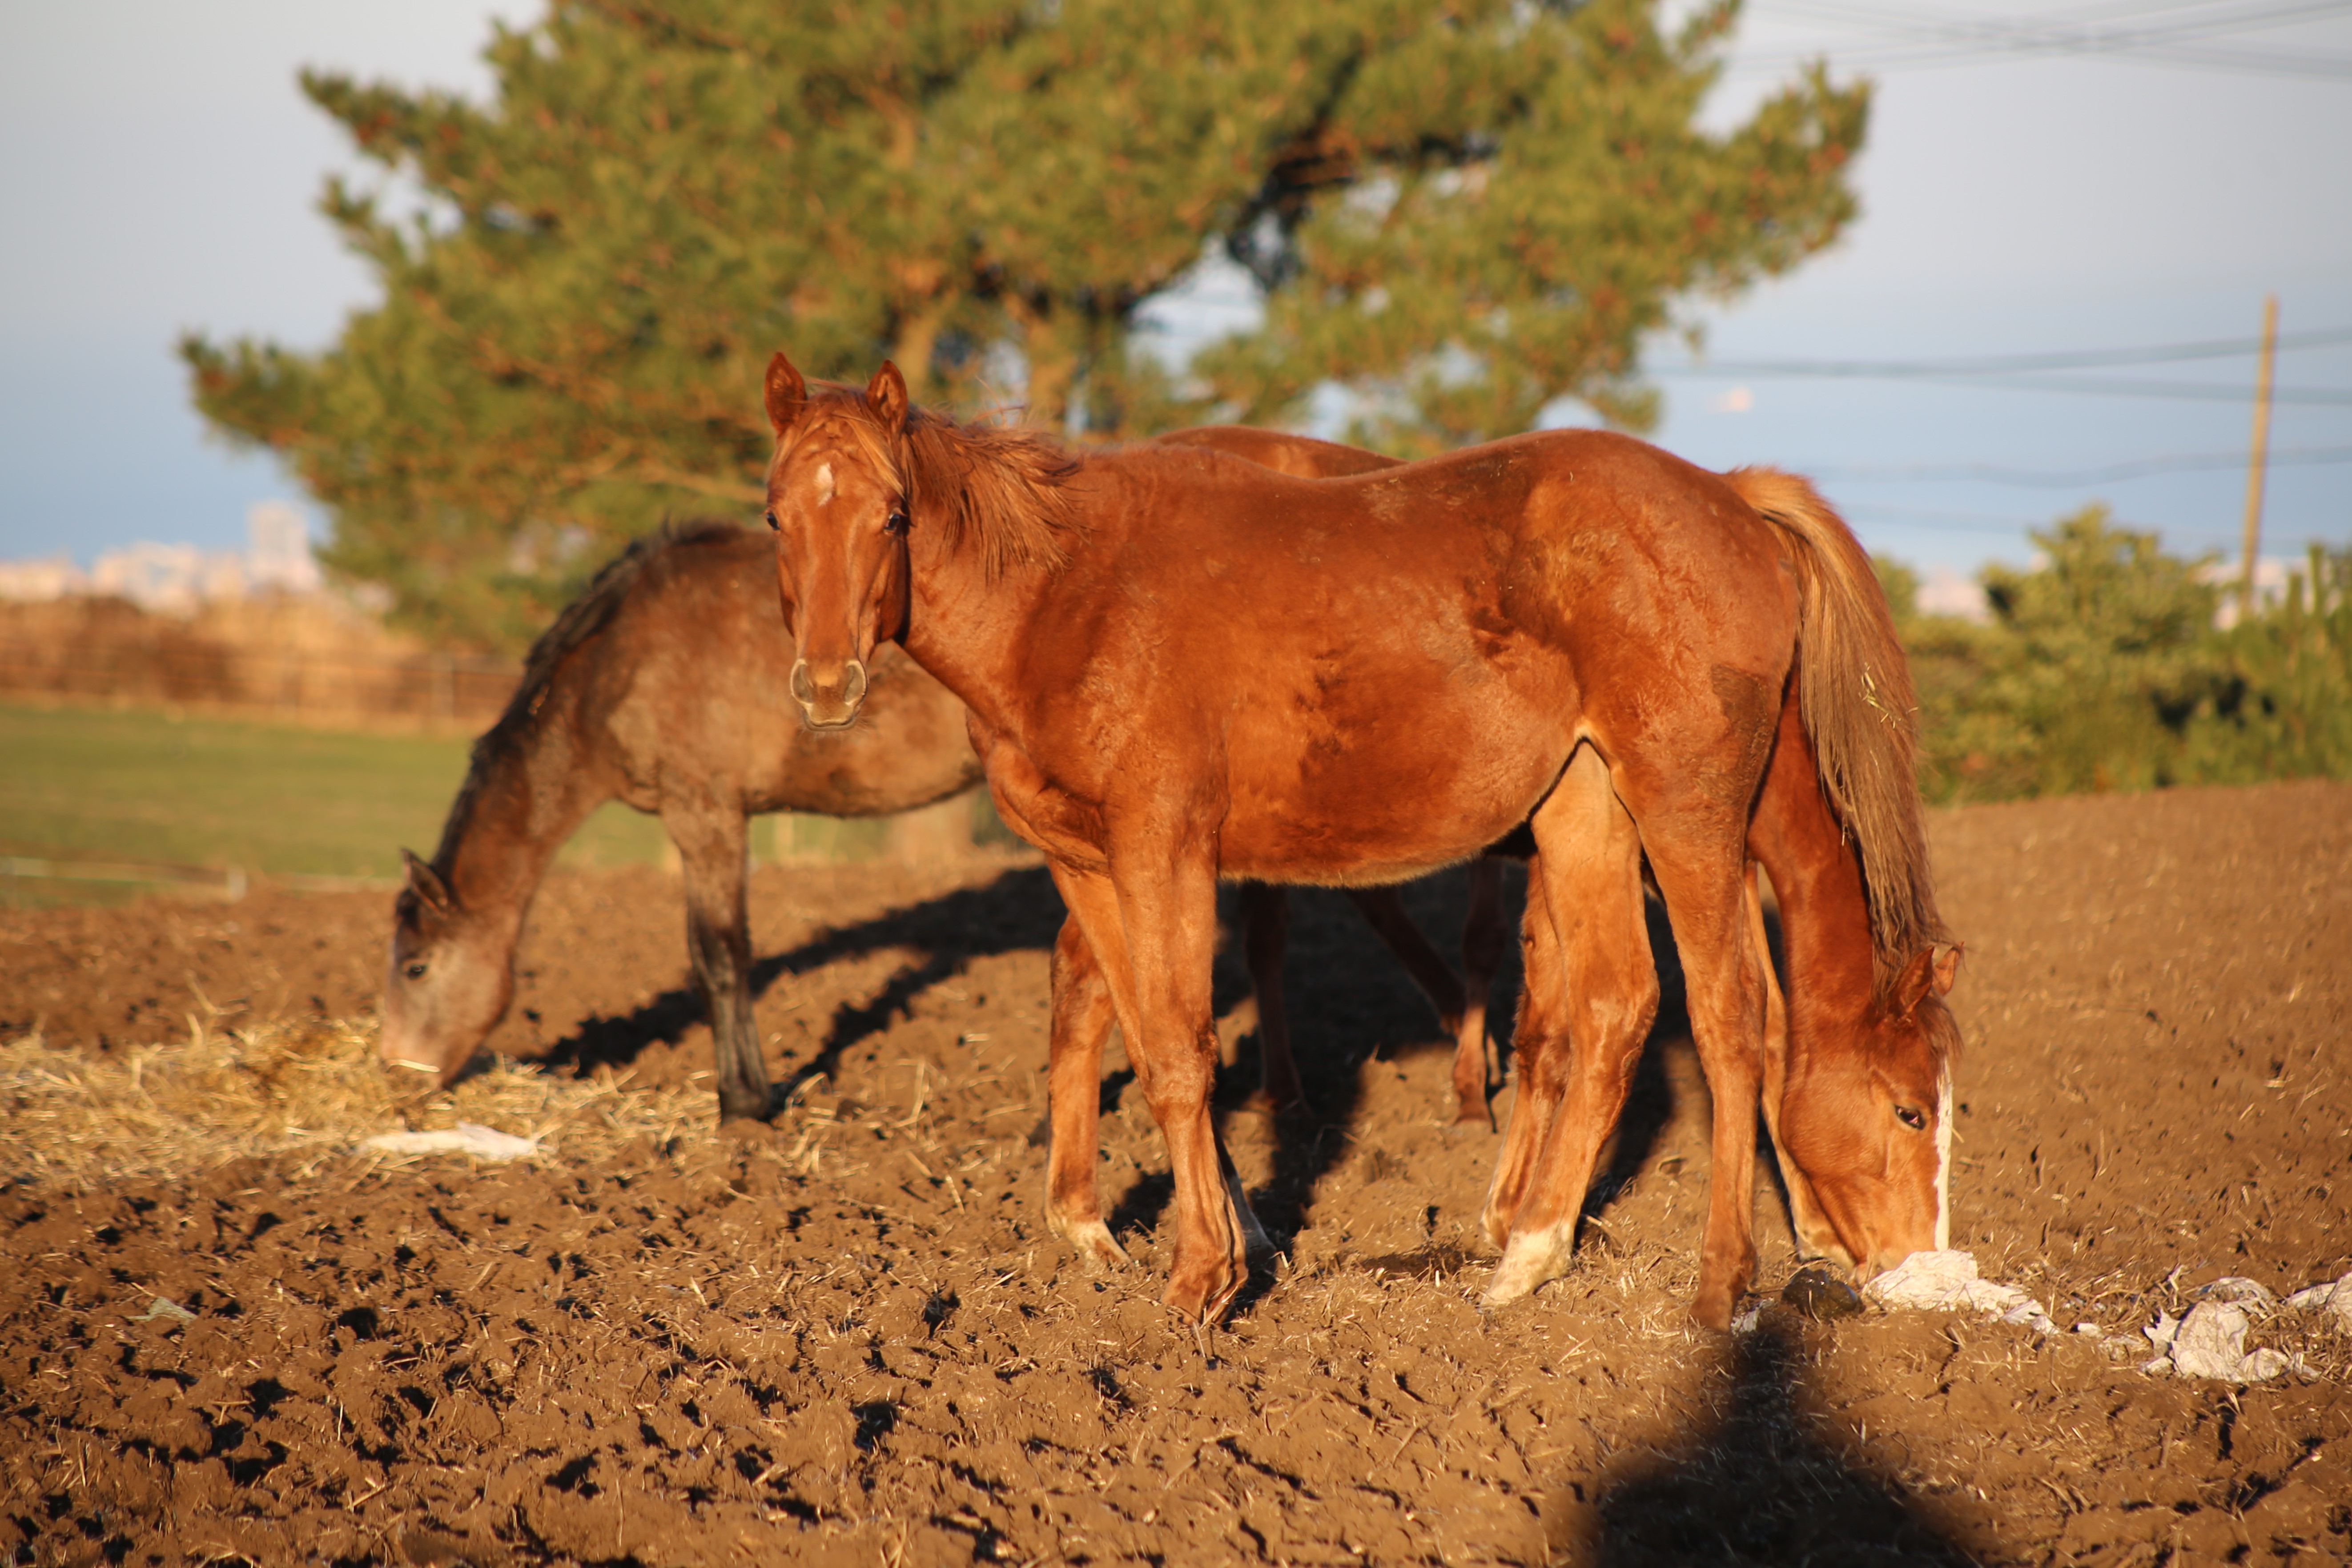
[790, 657, 868, 728]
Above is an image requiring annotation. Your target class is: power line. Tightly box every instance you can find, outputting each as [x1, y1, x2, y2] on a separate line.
[1657, 324, 2352, 403]
[1698, 372, 2352, 405]
[1661, 324, 2352, 375]
[1728, 0, 2352, 79]
[1809, 444, 2352, 485]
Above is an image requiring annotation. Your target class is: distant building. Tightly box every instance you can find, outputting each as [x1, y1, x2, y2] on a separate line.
[2203, 558, 2292, 629]
[0, 502, 323, 609]
[1916, 565, 1990, 623]
[90, 541, 209, 611]
[245, 501, 323, 593]
[0, 555, 85, 601]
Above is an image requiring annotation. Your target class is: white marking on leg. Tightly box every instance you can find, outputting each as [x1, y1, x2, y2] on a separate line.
[1934, 1064, 1953, 1251]
[1482, 1221, 1574, 1307]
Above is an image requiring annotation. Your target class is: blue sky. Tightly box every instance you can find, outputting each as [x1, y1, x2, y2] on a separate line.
[3, 0, 2348, 583]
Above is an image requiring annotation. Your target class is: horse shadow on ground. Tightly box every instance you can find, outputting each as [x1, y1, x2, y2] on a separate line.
[535, 856, 1804, 1305]
[1557, 1319, 1978, 1566]
[538, 864, 1068, 1097]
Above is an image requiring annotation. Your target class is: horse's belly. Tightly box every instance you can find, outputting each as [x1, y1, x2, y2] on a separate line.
[1219, 693, 1570, 885]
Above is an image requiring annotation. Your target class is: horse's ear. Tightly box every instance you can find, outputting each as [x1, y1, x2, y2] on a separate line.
[1931, 944, 1962, 997]
[400, 848, 454, 917]
[1892, 947, 1942, 1017]
[866, 360, 909, 432]
[764, 353, 806, 434]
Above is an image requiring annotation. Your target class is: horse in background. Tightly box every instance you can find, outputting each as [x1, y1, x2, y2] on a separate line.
[379, 522, 985, 1123]
[760, 355, 1956, 1327]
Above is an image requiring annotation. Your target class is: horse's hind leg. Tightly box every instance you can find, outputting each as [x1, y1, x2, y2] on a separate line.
[1454, 857, 1508, 1127]
[669, 804, 770, 1123]
[1343, 884, 1475, 1118]
[1484, 748, 1656, 1306]
[1045, 913, 1128, 1270]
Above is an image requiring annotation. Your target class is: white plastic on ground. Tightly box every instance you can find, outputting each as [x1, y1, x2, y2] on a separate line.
[1777, 1253, 2341, 1384]
[2284, 1268, 2352, 1331]
[2143, 1303, 2296, 1383]
[360, 1122, 539, 1160]
[1861, 1249, 2059, 1334]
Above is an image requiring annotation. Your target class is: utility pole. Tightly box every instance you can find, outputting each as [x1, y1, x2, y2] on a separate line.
[2238, 293, 2278, 619]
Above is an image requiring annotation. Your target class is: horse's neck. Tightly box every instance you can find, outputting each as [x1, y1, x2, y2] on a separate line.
[1753, 738, 1880, 1035]
[898, 530, 1056, 733]
[435, 715, 607, 931]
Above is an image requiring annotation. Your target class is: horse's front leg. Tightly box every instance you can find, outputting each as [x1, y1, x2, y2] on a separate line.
[1057, 850, 1258, 1321]
[1043, 913, 1128, 1269]
[1238, 882, 1307, 1113]
[667, 802, 771, 1123]
[1748, 863, 1840, 1263]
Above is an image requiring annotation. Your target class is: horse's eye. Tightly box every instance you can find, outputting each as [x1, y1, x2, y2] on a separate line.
[405, 961, 428, 981]
[764, 509, 779, 531]
[1894, 1105, 1927, 1131]
[885, 507, 909, 536]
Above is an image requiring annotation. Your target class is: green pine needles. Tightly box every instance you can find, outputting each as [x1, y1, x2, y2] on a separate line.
[184, 0, 1868, 649]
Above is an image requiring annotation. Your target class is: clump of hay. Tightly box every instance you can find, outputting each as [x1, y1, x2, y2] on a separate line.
[0, 1016, 708, 1194]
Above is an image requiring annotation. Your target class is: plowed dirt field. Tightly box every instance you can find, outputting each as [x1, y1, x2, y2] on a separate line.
[3, 780, 2348, 1566]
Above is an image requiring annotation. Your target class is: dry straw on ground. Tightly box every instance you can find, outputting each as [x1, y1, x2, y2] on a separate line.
[0, 1016, 708, 1194]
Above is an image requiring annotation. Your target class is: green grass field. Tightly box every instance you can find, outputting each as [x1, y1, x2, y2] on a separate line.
[0, 704, 669, 904]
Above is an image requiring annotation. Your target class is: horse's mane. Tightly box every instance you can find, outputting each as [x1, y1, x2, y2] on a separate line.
[1724, 467, 1956, 1000]
[795, 382, 1081, 575]
[428, 519, 742, 872]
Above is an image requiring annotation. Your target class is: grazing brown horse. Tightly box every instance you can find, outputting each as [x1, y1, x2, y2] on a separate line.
[382, 487, 1497, 1133]
[380, 522, 985, 1122]
[1039, 440, 1958, 1286]
[759, 355, 1954, 1328]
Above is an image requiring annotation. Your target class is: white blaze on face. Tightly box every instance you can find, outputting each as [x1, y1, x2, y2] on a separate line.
[814, 461, 835, 505]
[1933, 1063, 1953, 1250]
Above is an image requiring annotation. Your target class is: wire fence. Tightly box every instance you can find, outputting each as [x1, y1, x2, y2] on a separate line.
[0, 596, 520, 732]
[0, 855, 398, 908]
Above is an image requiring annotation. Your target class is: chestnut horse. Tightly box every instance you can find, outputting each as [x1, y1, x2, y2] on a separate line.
[1073, 438, 1958, 1283]
[760, 356, 1954, 1328]
[383, 488, 1500, 1129]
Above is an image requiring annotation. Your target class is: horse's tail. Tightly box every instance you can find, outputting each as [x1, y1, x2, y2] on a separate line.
[1724, 467, 1953, 987]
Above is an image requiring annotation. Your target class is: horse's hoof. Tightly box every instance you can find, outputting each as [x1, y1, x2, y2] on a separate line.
[1451, 1101, 1492, 1130]
[1050, 1216, 1130, 1272]
[1689, 1284, 1740, 1333]
[1240, 1087, 1314, 1122]
[1162, 1261, 1242, 1323]
[1480, 1223, 1572, 1308]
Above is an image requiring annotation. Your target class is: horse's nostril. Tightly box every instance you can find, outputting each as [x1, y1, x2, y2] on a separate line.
[789, 660, 815, 704]
[842, 660, 868, 705]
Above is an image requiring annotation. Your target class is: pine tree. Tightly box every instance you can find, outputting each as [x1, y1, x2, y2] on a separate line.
[1194, 0, 1869, 450]
[185, 0, 1866, 648]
